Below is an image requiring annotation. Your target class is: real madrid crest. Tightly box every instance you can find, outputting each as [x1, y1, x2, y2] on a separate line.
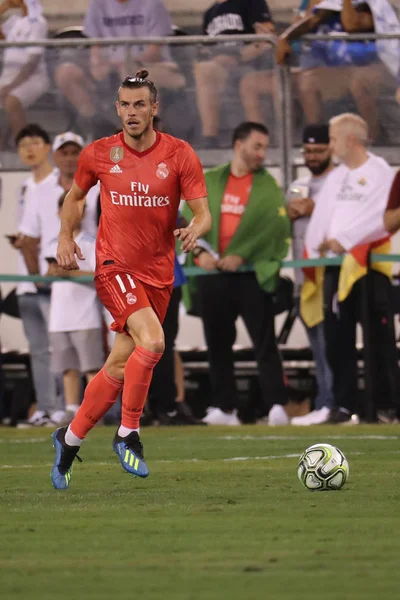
[110, 147, 124, 163]
[156, 162, 169, 179]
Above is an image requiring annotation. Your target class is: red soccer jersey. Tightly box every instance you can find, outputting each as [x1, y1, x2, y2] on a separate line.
[74, 131, 207, 287]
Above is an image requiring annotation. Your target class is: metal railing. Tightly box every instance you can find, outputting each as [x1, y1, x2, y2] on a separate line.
[0, 31, 400, 188]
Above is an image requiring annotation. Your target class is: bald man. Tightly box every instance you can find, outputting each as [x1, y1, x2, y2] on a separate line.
[302, 113, 398, 424]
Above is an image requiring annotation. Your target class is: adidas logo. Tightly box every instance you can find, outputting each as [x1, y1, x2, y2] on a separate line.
[110, 164, 123, 173]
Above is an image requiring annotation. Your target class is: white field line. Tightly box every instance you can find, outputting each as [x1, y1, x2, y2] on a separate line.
[0, 437, 48, 444]
[0, 453, 301, 469]
[218, 435, 399, 441]
[5, 450, 400, 470]
[0, 434, 398, 446]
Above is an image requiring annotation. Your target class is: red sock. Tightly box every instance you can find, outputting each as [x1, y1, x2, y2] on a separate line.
[70, 368, 123, 439]
[121, 346, 163, 429]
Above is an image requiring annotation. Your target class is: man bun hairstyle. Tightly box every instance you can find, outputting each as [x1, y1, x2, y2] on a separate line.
[119, 69, 158, 103]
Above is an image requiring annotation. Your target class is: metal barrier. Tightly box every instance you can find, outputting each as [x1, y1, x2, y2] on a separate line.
[1, 31, 400, 187]
[0, 34, 291, 181]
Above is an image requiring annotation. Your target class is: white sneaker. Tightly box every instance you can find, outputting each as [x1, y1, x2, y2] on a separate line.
[291, 406, 331, 426]
[47, 410, 67, 426]
[202, 407, 241, 425]
[17, 410, 51, 429]
[268, 404, 290, 426]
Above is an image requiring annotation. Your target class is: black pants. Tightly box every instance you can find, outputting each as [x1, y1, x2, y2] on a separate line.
[149, 286, 182, 413]
[323, 268, 398, 415]
[197, 272, 287, 413]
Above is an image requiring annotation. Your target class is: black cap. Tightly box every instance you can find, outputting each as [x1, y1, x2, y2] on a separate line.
[302, 124, 329, 145]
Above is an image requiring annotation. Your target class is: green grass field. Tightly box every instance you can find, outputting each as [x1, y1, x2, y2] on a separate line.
[1, 424, 400, 600]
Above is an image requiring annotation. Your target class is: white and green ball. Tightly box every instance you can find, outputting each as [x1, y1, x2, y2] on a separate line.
[298, 443, 349, 491]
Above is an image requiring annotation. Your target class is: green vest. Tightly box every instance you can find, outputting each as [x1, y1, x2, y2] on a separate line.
[182, 163, 291, 293]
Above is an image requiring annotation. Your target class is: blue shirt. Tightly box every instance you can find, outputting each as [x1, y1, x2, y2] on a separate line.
[300, 8, 377, 68]
[174, 255, 187, 288]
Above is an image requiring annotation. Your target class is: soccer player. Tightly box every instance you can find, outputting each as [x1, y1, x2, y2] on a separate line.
[51, 69, 211, 490]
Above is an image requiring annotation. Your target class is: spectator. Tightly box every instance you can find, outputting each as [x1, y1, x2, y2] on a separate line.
[194, 0, 275, 148]
[302, 112, 398, 423]
[275, 0, 400, 142]
[286, 124, 335, 426]
[239, 0, 318, 124]
[54, 0, 185, 139]
[0, 0, 49, 145]
[182, 122, 291, 426]
[18, 131, 98, 424]
[145, 250, 203, 426]
[45, 192, 104, 425]
[6, 124, 57, 427]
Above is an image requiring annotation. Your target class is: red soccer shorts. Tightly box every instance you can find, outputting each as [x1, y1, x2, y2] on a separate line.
[96, 271, 173, 334]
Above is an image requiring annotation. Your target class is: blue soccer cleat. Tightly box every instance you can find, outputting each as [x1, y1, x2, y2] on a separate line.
[112, 430, 149, 478]
[51, 427, 82, 490]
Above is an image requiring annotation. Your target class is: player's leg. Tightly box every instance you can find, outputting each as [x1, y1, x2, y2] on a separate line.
[112, 306, 165, 478]
[51, 333, 132, 490]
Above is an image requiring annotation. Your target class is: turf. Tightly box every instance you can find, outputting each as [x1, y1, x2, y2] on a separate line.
[1, 424, 399, 600]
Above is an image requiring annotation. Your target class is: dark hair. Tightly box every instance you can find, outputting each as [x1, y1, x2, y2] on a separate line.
[119, 69, 158, 103]
[15, 124, 50, 146]
[232, 122, 269, 146]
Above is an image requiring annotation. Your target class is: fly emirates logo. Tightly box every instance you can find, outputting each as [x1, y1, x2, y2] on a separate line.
[110, 181, 170, 208]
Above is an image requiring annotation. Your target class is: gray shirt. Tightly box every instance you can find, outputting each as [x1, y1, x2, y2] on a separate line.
[83, 0, 173, 61]
[287, 172, 330, 289]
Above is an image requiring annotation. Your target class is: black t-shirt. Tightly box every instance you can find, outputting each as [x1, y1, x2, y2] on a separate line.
[203, 0, 272, 36]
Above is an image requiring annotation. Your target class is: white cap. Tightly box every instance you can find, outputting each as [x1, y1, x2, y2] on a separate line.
[52, 132, 85, 153]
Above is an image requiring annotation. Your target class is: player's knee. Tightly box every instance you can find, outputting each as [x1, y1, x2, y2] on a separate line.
[104, 359, 126, 381]
[138, 333, 165, 355]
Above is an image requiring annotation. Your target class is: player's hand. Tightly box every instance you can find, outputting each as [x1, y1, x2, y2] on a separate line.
[217, 255, 244, 272]
[197, 251, 218, 271]
[174, 227, 198, 253]
[57, 235, 85, 270]
[275, 38, 292, 65]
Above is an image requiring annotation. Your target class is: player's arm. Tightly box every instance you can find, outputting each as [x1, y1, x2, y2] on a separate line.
[57, 182, 87, 270]
[174, 198, 212, 253]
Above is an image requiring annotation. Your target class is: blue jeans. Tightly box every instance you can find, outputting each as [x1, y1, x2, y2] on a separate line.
[17, 293, 56, 415]
[306, 321, 334, 410]
[295, 297, 334, 410]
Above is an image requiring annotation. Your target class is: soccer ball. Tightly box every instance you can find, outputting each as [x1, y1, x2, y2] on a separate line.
[298, 443, 349, 491]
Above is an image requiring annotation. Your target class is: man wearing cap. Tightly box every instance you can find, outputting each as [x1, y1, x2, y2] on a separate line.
[19, 131, 99, 425]
[287, 124, 335, 426]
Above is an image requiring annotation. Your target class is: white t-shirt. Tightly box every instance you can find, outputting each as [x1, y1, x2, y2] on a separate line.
[19, 172, 63, 276]
[19, 176, 99, 276]
[287, 171, 330, 288]
[46, 232, 102, 333]
[83, 0, 172, 62]
[82, 183, 100, 238]
[0, 14, 48, 81]
[16, 170, 58, 295]
[326, 154, 394, 252]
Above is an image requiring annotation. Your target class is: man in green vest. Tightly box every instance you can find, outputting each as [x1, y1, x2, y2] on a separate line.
[183, 122, 291, 425]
